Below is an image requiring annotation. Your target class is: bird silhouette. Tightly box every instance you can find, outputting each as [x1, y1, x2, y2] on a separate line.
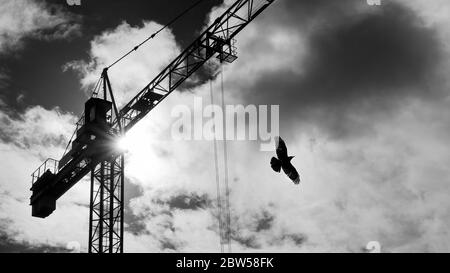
[270, 137, 300, 185]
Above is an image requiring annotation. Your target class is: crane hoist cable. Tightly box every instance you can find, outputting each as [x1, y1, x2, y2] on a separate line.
[106, 0, 206, 70]
[220, 64, 232, 253]
[210, 64, 233, 253]
[91, 76, 103, 98]
[210, 79, 225, 253]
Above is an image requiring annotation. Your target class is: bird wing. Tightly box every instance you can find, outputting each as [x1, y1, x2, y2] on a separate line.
[270, 157, 282, 173]
[275, 137, 288, 160]
[282, 162, 300, 185]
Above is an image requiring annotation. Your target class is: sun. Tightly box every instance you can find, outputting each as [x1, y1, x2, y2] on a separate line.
[116, 135, 132, 152]
[113, 127, 167, 184]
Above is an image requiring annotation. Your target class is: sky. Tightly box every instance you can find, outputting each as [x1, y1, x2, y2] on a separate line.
[1, 0, 450, 253]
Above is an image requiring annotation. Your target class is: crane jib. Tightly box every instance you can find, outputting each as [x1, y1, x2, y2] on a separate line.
[114, 0, 275, 133]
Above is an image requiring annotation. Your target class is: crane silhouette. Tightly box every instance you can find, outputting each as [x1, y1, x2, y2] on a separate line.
[29, 0, 277, 253]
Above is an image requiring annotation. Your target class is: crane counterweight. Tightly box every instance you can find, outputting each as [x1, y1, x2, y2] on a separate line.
[31, 169, 57, 218]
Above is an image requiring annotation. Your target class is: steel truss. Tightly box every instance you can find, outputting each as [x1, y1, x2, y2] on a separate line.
[88, 154, 124, 253]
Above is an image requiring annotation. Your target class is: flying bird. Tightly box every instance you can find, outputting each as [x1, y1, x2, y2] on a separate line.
[270, 137, 300, 185]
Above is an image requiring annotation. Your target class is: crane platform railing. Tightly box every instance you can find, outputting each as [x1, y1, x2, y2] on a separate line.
[31, 158, 59, 186]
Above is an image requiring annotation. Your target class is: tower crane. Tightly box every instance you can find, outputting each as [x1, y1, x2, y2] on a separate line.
[29, 0, 276, 253]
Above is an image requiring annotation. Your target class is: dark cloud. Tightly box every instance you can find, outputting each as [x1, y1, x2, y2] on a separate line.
[0, 107, 70, 149]
[230, 208, 307, 249]
[0, 236, 67, 253]
[278, 233, 307, 247]
[232, 233, 261, 249]
[124, 179, 146, 235]
[162, 192, 211, 211]
[271, 0, 356, 27]
[126, 191, 211, 238]
[0, 130, 67, 150]
[254, 210, 275, 232]
[125, 190, 214, 251]
[159, 238, 180, 251]
[237, 0, 446, 139]
[230, 208, 275, 249]
[0, 235, 68, 253]
[126, 218, 148, 236]
[0, 220, 68, 253]
[300, 2, 442, 101]
[0, 67, 10, 90]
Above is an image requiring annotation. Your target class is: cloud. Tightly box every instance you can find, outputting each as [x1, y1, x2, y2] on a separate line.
[0, 104, 91, 252]
[214, 0, 448, 140]
[0, 228, 69, 253]
[64, 21, 180, 106]
[0, 105, 75, 156]
[125, 93, 450, 252]
[98, 0, 450, 252]
[0, 95, 6, 108]
[121, 0, 450, 252]
[128, 190, 217, 252]
[0, 0, 81, 53]
[2, 0, 450, 253]
[0, 68, 9, 89]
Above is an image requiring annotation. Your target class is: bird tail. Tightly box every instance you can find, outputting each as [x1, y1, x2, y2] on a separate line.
[270, 157, 282, 173]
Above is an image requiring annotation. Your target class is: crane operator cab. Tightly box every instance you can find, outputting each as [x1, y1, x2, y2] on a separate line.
[77, 97, 113, 158]
[30, 98, 113, 218]
[58, 97, 113, 170]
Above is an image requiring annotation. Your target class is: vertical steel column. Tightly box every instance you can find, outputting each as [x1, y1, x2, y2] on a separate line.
[120, 155, 125, 253]
[88, 155, 124, 253]
[88, 69, 124, 253]
[109, 158, 114, 253]
[88, 168, 94, 252]
[99, 161, 105, 252]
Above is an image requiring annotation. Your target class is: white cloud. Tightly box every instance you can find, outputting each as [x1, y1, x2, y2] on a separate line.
[65, 21, 180, 107]
[125, 96, 450, 253]
[0, 0, 81, 52]
[0, 105, 90, 251]
[206, 0, 307, 83]
[0, 105, 76, 159]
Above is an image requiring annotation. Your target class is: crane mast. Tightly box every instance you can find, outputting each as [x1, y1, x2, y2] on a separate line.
[29, 0, 276, 253]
